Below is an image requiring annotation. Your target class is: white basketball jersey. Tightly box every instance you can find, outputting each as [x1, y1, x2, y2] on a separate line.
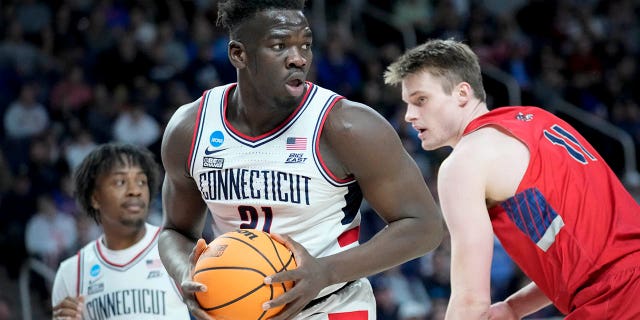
[51, 224, 190, 320]
[188, 83, 364, 295]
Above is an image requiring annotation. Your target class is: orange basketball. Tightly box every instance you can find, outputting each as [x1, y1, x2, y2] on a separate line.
[193, 229, 297, 320]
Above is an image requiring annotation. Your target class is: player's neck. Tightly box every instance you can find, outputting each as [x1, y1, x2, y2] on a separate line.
[101, 224, 147, 250]
[227, 85, 298, 136]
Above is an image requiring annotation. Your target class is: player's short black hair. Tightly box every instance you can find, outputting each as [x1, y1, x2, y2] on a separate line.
[74, 143, 161, 224]
[217, 0, 306, 35]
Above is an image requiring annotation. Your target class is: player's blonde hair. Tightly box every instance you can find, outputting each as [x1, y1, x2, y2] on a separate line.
[384, 39, 486, 102]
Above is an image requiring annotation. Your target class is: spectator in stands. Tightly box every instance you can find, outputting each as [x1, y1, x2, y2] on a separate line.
[49, 65, 93, 121]
[112, 97, 161, 148]
[398, 300, 429, 320]
[3, 82, 50, 140]
[25, 193, 77, 269]
[63, 127, 98, 172]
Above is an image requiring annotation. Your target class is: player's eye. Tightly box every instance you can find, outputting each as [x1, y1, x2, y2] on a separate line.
[271, 43, 285, 51]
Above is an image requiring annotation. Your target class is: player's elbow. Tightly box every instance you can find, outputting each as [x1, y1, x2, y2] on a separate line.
[420, 214, 444, 252]
[402, 211, 444, 256]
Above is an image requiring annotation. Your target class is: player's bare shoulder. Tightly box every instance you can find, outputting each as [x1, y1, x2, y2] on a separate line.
[447, 126, 529, 203]
[321, 98, 405, 178]
[328, 99, 388, 128]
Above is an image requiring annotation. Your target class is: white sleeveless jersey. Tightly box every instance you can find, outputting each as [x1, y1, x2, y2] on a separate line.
[51, 224, 190, 320]
[188, 83, 364, 295]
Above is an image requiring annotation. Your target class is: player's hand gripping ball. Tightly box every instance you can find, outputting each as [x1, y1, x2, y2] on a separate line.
[193, 229, 297, 320]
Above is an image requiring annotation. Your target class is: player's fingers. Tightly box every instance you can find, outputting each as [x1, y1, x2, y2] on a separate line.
[270, 233, 311, 265]
[265, 268, 299, 284]
[184, 293, 217, 320]
[194, 238, 208, 259]
[181, 279, 208, 294]
[262, 287, 293, 309]
[262, 278, 308, 311]
[265, 297, 306, 320]
[189, 238, 208, 265]
[52, 297, 83, 314]
[52, 306, 82, 319]
[270, 233, 301, 252]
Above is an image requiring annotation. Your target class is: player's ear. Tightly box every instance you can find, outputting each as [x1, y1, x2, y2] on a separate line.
[456, 82, 471, 106]
[228, 40, 247, 69]
[91, 194, 100, 210]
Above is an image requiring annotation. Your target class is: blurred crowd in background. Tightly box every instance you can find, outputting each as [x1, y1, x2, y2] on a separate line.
[0, 0, 639, 319]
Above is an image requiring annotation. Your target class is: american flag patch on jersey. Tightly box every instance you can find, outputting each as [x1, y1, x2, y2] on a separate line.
[286, 137, 307, 150]
[146, 258, 163, 269]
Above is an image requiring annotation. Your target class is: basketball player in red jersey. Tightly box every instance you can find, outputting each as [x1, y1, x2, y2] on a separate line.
[385, 38, 640, 319]
[158, 1, 443, 319]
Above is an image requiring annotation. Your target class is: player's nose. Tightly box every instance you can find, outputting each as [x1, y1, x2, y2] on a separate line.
[286, 47, 307, 68]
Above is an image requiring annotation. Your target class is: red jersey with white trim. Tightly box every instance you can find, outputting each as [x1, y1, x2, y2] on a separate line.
[51, 224, 190, 319]
[188, 82, 364, 297]
[463, 106, 640, 313]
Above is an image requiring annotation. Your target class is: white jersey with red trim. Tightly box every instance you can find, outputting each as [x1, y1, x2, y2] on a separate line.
[51, 224, 190, 320]
[188, 82, 365, 295]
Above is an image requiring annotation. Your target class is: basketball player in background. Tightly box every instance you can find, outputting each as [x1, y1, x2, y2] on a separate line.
[384, 38, 640, 319]
[51, 143, 190, 319]
[158, 0, 444, 319]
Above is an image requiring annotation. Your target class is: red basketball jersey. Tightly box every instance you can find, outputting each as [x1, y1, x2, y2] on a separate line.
[463, 106, 640, 313]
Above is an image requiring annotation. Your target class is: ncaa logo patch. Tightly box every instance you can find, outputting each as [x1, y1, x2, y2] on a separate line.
[205, 131, 227, 155]
[90, 264, 101, 277]
[210, 131, 224, 147]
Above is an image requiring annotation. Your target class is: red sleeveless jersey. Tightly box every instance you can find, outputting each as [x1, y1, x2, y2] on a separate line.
[463, 106, 640, 313]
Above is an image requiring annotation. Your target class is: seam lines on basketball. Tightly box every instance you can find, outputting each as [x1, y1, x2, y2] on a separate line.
[194, 266, 278, 313]
[266, 235, 287, 268]
[202, 282, 267, 311]
[222, 235, 280, 272]
[263, 233, 295, 293]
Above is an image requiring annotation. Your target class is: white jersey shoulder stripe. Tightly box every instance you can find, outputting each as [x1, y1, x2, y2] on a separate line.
[75, 250, 82, 296]
[188, 88, 217, 175]
[312, 94, 357, 186]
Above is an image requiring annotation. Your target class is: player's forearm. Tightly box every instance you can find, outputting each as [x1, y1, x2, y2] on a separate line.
[158, 228, 197, 283]
[504, 281, 552, 317]
[320, 216, 441, 284]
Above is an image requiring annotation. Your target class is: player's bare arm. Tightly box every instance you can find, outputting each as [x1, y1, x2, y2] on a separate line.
[158, 99, 212, 319]
[438, 128, 529, 319]
[265, 99, 443, 320]
[438, 136, 494, 320]
[321, 99, 443, 275]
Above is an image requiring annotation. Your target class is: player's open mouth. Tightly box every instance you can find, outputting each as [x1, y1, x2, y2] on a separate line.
[285, 79, 304, 96]
[416, 128, 427, 139]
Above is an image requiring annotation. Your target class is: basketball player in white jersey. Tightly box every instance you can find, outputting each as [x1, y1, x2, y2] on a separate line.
[159, 1, 444, 319]
[51, 143, 190, 320]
